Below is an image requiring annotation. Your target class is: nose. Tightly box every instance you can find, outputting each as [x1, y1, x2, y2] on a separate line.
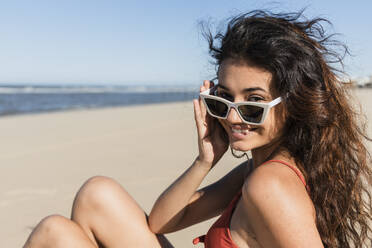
[226, 107, 243, 123]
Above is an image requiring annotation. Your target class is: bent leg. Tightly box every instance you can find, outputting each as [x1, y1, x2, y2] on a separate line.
[24, 215, 97, 248]
[71, 176, 173, 248]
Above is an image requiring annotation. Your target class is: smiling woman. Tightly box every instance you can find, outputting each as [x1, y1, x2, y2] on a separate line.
[198, 10, 372, 247]
[23, 9, 371, 248]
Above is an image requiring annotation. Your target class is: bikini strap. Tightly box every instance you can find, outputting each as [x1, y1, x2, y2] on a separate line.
[261, 159, 309, 192]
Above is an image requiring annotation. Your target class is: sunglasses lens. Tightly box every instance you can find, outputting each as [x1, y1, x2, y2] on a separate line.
[204, 98, 228, 118]
[238, 105, 264, 124]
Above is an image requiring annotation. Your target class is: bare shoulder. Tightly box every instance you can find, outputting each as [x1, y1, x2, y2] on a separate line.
[240, 160, 323, 247]
[242, 160, 315, 220]
[243, 160, 312, 209]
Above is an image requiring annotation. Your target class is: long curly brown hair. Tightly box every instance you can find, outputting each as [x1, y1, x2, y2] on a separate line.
[203, 9, 372, 247]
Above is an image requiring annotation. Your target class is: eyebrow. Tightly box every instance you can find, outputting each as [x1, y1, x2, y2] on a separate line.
[217, 84, 267, 93]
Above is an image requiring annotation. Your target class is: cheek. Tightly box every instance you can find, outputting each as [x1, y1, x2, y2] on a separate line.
[265, 109, 285, 139]
[218, 119, 229, 132]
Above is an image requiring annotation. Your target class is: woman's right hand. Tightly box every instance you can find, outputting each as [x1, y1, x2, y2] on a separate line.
[193, 80, 229, 169]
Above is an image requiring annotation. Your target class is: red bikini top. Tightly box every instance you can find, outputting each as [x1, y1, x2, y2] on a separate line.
[193, 160, 308, 247]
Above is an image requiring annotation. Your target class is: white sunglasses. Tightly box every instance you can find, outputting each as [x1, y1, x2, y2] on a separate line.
[200, 87, 282, 125]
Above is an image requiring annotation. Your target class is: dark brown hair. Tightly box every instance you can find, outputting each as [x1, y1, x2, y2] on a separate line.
[203, 10, 372, 247]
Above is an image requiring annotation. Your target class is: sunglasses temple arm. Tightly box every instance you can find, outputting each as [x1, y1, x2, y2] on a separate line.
[268, 97, 282, 107]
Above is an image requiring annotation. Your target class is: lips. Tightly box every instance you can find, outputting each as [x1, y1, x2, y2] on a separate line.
[231, 128, 249, 134]
[230, 125, 257, 139]
[231, 125, 257, 132]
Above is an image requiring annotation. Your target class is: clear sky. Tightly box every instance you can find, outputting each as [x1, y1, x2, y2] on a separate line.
[1, 0, 371, 85]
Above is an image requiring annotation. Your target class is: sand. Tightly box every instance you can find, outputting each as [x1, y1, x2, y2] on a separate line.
[1, 89, 371, 247]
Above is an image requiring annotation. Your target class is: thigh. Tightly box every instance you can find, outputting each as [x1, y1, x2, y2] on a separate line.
[71, 176, 174, 248]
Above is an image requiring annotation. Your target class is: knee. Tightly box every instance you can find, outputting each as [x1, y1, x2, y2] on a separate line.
[25, 215, 71, 247]
[40, 214, 70, 231]
[73, 176, 127, 212]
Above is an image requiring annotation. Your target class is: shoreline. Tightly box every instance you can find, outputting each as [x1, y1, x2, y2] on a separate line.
[0, 99, 194, 119]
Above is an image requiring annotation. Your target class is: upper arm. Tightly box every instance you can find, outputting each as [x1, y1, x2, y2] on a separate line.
[176, 160, 251, 230]
[241, 164, 323, 248]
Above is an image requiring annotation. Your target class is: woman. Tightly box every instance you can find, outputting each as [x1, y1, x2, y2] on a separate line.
[24, 10, 371, 248]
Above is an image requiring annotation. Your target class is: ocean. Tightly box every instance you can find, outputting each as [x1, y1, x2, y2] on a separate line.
[0, 84, 199, 116]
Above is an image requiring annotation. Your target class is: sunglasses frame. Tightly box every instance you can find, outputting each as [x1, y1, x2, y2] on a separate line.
[200, 87, 282, 125]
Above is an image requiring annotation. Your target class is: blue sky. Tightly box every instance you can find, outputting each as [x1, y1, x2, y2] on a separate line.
[0, 0, 371, 85]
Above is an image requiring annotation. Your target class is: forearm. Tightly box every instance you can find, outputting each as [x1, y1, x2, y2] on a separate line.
[148, 157, 211, 233]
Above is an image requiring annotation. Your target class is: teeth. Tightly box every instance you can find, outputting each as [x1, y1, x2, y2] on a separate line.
[232, 128, 248, 134]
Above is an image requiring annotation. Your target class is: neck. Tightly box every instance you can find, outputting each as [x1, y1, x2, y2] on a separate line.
[251, 139, 282, 168]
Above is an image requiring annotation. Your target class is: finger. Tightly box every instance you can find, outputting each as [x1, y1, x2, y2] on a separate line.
[193, 99, 205, 137]
[206, 114, 214, 132]
[200, 85, 205, 93]
[197, 84, 207, 116]
[203, 80, 210, 90]
[199, 94, 207, 119]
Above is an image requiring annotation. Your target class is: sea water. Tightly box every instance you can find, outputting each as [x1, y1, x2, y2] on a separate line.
[0, 84, 198, 116]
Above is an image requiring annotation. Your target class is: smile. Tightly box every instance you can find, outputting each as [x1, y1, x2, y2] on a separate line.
[230, 126, 258, 136]
[232, 128, 249, 134]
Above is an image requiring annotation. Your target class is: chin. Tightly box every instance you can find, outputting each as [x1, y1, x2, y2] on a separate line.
[230, 140, 252, 152]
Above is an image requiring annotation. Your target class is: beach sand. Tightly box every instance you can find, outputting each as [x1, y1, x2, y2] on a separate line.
[1, 89, 371, 247]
